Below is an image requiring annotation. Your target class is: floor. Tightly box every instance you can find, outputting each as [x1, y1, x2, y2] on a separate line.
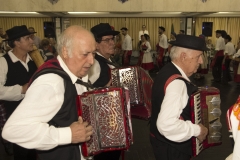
[1, 57, 239, 160]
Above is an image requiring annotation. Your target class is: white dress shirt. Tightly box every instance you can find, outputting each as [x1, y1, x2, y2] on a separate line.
[215, 36, 225, 51]
[139, 30, 149, 40]
[224, 42, 235, 56]
[88, 52, 115, 84]
[122, 34, 132, 51]
[0, 50, 33, 101]
[159, 33, 168, 49]
[157, 62, 200, 142]
[233, 49, 240, 59]
[2, 55, 88, 154]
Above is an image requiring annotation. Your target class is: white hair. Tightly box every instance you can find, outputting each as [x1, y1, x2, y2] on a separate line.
[169, 46, 192, 60]
[57, 31, 73, 58]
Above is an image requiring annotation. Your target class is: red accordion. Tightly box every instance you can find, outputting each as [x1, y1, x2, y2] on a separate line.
[111, 66, 153, 120]
[76, 87, 133, 158]
[190, 86, 222, 157]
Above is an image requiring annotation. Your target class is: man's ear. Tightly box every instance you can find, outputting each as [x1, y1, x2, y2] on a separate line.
[62, 47, 68, 59]
[180, 52, 186, 61]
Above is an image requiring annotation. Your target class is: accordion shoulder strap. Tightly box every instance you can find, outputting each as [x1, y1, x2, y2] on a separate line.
[164, 74, 184, 94]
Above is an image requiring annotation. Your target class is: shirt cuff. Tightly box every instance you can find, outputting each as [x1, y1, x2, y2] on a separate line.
[193, 124, 201, 137]
[58, 127, 72, 145]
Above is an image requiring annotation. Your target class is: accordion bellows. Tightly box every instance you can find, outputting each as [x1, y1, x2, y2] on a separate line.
[111, 66, 153, 120]
[76, 87, 133, 158]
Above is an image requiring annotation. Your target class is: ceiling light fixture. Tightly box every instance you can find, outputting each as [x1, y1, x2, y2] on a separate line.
[0, 11, 38, 14]
[68, 12, 98, 14]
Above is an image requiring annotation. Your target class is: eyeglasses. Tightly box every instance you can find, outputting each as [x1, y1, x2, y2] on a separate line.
[101, 37, 115, 43]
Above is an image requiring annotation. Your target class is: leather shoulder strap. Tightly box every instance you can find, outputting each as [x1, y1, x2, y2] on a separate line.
[164, 74, 184, 94]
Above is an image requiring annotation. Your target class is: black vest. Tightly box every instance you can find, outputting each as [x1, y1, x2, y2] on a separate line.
[92, 54, 111, 87]
[29, 59, 80, 160]
[3, 53, 37, 118]
[150, 62, 198, 156]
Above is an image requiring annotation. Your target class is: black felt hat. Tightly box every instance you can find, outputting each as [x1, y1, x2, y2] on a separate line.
[4, 25, 36, 41]
[169, 34, 208, 51]
[91, 23, 119, 40]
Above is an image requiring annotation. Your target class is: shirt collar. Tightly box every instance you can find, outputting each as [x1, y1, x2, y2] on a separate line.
[8, 50, 32, 63]
[96, 52, 112, 62]
[57, 55, 88, 84]
[171, 62, 190, 82]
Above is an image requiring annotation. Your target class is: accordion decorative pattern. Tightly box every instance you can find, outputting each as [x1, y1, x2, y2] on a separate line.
[111, 66, 153, 120]
[78, 87, 133, 157]
[111, 67, 141, 104]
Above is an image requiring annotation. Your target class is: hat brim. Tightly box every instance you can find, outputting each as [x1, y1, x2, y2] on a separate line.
[97, 30, 120, 38]
[169, 41, 209, 51]
[4, 31, 36, 41]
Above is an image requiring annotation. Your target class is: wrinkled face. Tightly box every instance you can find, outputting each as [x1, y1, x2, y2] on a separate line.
[63, 35, 96, 78]
[182, 50, 203, 77]
[15, 35, 34, 52]
[97, 35, 115, 56]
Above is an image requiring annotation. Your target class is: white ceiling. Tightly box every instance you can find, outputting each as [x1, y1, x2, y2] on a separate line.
[0, 12, 240, 17]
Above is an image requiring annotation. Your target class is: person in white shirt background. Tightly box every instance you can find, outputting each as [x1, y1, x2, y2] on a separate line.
[232, 42, 240, 85]
[211, 30, 225, 82]
[2, 25, 94, 160]
[138, 24, 149, 41]
[150, 34, 208, 160]
[156, 26, 168, 68]
[121, 27, 132, 66]
[222, 35, 236, 84]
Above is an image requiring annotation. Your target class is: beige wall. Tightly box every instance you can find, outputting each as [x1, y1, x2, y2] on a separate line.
[0, 0, 239, 12]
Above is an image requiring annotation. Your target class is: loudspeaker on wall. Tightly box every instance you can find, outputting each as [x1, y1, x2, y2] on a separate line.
[202, 22, 213, 37]
[43, 22, 55, 38]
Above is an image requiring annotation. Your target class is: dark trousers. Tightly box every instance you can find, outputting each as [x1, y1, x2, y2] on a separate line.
[212, 56, 224, 81]
[222, 59, 232, 83]
[150, 136, 191, 160]
[94, 150, 121, 160]
[13, 143, 36, 160]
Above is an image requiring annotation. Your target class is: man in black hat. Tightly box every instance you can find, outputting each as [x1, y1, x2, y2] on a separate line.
[150, 34, 208, 160]
[222, 35, 235, 84]
[88, 23, 122, 160]
[88, 23, 119, 88]
[156, 26, 168, 68]
[210, 30, 225, 82]
[0, 25, 38, 160]
[121, 27, 132, 66]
